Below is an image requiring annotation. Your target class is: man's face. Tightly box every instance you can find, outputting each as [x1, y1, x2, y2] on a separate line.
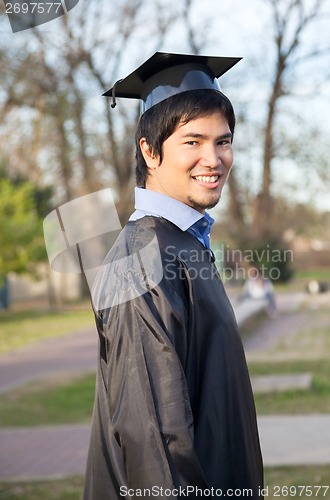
[143, 112, 234, 213]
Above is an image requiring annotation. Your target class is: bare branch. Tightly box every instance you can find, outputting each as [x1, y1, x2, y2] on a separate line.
[292, 45, 330, 66]
[182, 0, 201, 54]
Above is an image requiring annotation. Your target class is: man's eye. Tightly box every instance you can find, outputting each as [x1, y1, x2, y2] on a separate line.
[186, 141, 198, 145]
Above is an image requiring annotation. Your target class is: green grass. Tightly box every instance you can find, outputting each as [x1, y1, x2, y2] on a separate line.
[0, 467, 329, 499]
[0, 309, 94, 353]
[0, 373, 95, 427]
[0, 477, 84, 500]
[264, 465, 330, 499]
[249, 359, 330, 414]
[294, 269, 330, 282]
[272, 268, 330, 293]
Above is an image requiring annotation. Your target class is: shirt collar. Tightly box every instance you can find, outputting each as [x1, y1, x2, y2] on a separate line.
[132, 187, 214, 231]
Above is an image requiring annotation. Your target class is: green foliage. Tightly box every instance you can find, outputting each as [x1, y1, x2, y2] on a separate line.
[240, 237, 295, 283]
[0, 169, 54, 218]
[0, 177, 46, 275]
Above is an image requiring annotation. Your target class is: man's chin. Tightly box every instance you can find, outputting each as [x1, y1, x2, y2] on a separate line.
[205, 199, 220, 210]
[188, 194, 221, 212]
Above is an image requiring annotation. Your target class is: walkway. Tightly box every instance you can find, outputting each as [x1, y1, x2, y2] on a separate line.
[0, 326, 97, 394]
[1, 415, 330, 480]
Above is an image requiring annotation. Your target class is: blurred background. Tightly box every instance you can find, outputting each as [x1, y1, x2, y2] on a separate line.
[0, 0, 330, 498]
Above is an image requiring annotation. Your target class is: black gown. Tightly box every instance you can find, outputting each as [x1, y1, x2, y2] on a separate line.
[84, 216, 263, 499]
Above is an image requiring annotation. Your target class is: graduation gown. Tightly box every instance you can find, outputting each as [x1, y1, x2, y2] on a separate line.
[84, 216, 263, 499]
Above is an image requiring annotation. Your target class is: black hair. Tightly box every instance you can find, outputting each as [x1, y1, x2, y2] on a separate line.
[135, 89, 235, 187]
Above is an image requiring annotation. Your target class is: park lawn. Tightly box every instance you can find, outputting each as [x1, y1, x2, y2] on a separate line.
[294, 269, 330, 282]
[0, 373, 95, 427]
[0, 360, 329, 427]
[245, 307, 330, 363]
[0, 477, 84, 500]
[264, 465, 330, 499]
[0, 309, 94, 353]
[245, 305, 330, 414]
[272, 268, 330, 293]
[248, 359, 330, 414]
[0, 466, 329, 499]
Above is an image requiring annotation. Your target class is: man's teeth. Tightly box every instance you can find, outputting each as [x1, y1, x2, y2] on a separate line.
[194, 175, 219, 183]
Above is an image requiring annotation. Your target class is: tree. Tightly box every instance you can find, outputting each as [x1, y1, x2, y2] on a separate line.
[0, 0, 220, 220]
[0, 177, 46, 277]
[0, 0, 329, 245]
[254, 0, 330, 237]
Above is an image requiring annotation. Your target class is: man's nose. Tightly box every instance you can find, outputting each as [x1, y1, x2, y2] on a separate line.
[199, 145, 221, 168]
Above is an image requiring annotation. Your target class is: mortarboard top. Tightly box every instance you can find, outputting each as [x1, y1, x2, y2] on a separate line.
[103, 52, 242, 114]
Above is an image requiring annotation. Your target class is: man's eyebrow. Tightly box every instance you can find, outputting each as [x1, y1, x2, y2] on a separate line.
[181, 132, 233, 140]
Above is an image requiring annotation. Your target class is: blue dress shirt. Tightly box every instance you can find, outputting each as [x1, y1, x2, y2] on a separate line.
[129, 187, 214, 249]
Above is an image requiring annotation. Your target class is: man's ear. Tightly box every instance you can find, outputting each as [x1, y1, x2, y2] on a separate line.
[139, 138, 159, 169]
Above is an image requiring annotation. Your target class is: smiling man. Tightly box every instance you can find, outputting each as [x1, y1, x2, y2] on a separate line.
[84, 53, 263, 500]
[140, 112, 233, 211]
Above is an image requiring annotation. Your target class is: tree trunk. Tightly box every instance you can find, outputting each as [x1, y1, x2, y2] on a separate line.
[227, 170, 246, 236]
[253, 48, 285, 238]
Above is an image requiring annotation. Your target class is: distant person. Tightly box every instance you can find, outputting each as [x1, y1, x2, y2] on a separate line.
[0, 275, 10, 310]
[241, 266, 276, 316]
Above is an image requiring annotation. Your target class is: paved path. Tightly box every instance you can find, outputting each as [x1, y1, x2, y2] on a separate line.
[258, 414, 330, 466]
[0, 425, 91, 481]
[0, 291, 304, 395]
[1, 293, 330, 481]
[1, 415, 330, 480]
[0, 326, 97, 394]
[242, 293, 330, 355]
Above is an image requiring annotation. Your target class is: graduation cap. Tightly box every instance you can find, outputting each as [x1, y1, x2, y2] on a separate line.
[103, 52, 242, 114]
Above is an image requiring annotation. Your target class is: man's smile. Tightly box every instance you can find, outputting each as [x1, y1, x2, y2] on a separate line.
[192, 173, 221, 188]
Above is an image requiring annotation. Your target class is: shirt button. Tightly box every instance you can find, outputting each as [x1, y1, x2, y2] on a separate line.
[202, 221, 208, 227]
